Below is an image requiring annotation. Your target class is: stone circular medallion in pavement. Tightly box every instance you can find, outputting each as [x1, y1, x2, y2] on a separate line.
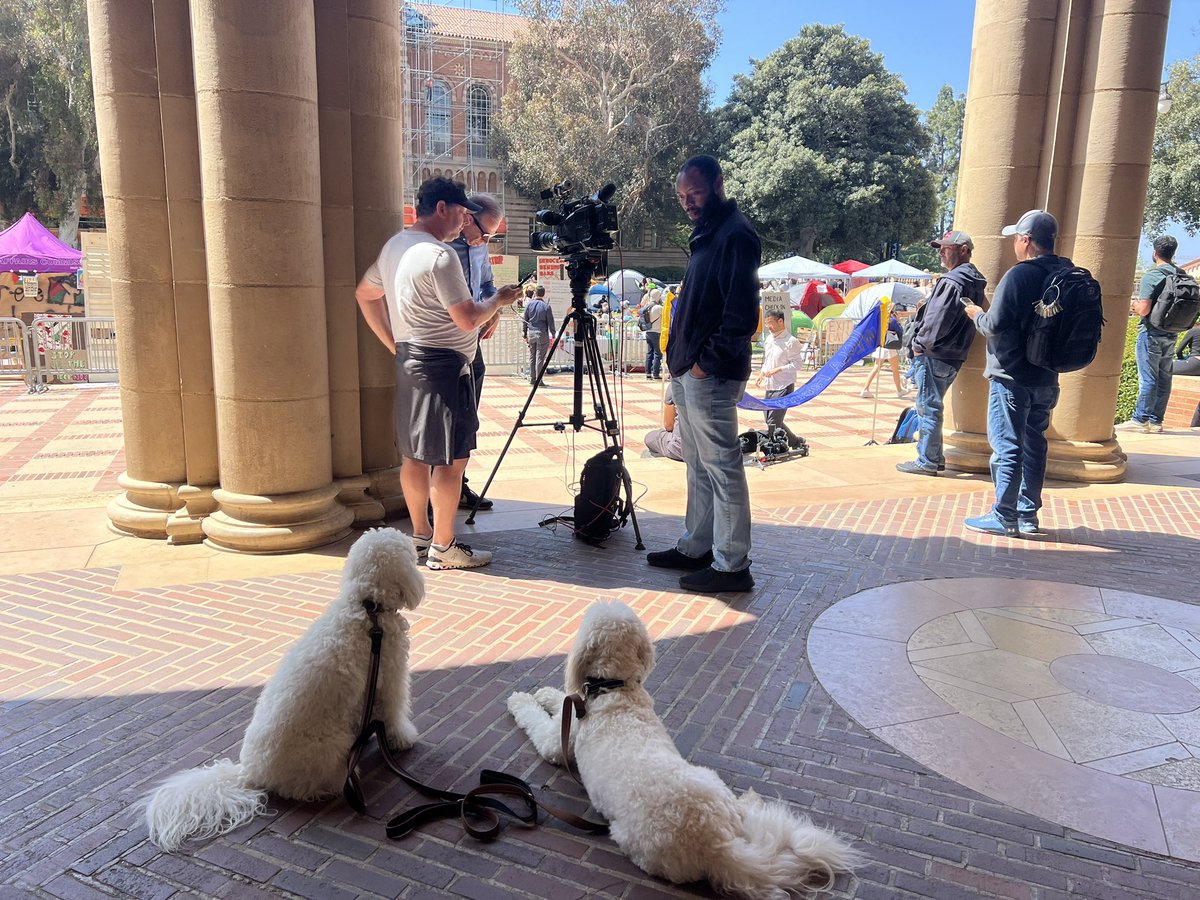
[808, 578, 1200, 862]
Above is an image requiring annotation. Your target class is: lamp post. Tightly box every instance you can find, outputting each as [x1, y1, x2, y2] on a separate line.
[1157, 80, 1172, 115]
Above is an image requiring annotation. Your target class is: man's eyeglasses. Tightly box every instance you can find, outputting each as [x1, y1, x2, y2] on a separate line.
[470, 214, 499, 241]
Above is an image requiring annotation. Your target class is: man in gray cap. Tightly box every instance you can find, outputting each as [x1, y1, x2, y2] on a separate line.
[896, 230, 987, 476]
[962, 209, 1071, 537]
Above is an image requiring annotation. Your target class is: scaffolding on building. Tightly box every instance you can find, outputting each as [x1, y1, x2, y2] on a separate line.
[402, 1, 523, 249]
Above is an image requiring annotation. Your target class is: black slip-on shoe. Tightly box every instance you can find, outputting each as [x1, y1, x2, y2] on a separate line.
[679, 565, 755, 594]
[646, 547, 714, 570]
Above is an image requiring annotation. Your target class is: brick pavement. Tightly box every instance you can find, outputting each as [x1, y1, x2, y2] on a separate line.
[1, 377, 1199, 898]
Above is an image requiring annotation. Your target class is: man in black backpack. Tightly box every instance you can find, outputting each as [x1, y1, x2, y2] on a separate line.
[1119, 235, 1188, 434]
[963, 209, 1070, 537]
[896, 230, 987, 476]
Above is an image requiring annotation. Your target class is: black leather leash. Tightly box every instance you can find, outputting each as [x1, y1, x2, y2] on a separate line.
[343, 599, 607, 841]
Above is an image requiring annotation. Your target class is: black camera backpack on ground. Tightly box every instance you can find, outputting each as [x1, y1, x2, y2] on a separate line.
[1026, 265, 1105, 373]
[1148, 269, 1200, 333]
[570, 447, 630, 545]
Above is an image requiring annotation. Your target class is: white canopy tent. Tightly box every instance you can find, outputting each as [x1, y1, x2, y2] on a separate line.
[758, 255, 846, 281]
[855, 259, 934, 280]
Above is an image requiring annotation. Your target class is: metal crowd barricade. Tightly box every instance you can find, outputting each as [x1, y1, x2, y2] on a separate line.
[0, 317, 37, 391]
[28, 315, 119, 390]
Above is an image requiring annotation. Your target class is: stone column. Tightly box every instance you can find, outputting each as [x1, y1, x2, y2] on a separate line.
[153, 0, 219, 543]
[87, 0, 187, 538]
[349, 0, 406, 513]
[947, 0, 1168, 483]
[1051, 0, 1169, 479]
[315, 0, 383, 524]
[190, 0, 353, 551]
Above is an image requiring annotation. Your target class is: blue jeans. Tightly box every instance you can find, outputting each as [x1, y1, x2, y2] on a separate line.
[1132, 326, 1176, 425]
[986, 379, 1060, 524]
[644, 332, 662, 377]
[909, 356, 958, 469]
[673, 371, 751, 572]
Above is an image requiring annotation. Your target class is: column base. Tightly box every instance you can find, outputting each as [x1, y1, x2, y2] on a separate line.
[166, 485, 219, 545]
[106, 473, 185, 539]
[945, 432, 1128, 483]
[336, 474, 386, 525]
[202, 483, 354, 553]
[366, 465, 408, 518]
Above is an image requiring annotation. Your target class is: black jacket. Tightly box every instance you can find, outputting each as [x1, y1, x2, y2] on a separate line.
[665, 200, 761, 381]
[911, 262, 987, 366]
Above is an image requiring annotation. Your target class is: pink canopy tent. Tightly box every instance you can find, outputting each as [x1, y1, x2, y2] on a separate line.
[0, 213, 83, 272]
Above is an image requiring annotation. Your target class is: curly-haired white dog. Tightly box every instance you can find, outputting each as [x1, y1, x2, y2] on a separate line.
[508, 600, 858, 899]
[141, 528, 424, 851]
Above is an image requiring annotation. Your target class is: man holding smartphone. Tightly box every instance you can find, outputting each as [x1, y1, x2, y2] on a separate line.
[522, 285, 556, 383]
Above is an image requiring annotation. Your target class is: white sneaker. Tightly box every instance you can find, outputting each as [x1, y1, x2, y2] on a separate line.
[1114, 420, 1149, 433]
[860, 389, 872, 398]
[1148, 423, 1164, 433]
[426, 540, 493, 570]
[411, 534, 432, 561]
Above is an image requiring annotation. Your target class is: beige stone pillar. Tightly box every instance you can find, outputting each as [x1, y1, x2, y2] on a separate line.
[316, 0, 383, 524]
[947, 0, 1168, 483]
[349, 0, 406, 513]
[190, 0, 353, 551]
[153, 0, 219, 543]
[87, 0, 187, 538]
[1052, 0, 1169, 479]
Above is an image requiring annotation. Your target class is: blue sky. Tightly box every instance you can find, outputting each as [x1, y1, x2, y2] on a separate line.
[708, 0, 1200, 263]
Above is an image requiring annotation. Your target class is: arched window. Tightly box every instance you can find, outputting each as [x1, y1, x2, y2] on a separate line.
[421, 167, 431, 182]
[476, 172, 487, 192]
[425, 79, 451, 156]
[467, 85, 492, 159]
[487, 172, 498, 194]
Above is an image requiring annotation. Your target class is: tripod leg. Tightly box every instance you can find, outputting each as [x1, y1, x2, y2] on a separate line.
[466, 314, 578, 525]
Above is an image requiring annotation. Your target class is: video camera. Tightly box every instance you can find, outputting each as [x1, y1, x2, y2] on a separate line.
[530, 180, 619, 254]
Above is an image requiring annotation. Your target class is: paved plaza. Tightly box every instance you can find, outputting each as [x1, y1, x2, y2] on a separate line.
[2, 368, 1199, 899]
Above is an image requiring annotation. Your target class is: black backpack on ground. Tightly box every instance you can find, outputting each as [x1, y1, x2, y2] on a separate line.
[1026, 266, 1105, 373]
[1148, 269, 1200, 333]
[570, 447, 630, 545]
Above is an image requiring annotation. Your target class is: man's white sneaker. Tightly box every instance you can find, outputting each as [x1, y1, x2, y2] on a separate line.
[426, 540, 493, 570]
[1148, 423, 1165, 433]
[1114, 420, 1149, 433]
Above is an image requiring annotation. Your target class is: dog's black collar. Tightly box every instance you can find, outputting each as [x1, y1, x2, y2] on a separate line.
[581, 677, 625, 700]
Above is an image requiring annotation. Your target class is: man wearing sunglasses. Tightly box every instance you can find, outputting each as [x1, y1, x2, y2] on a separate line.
[449, 193, 504, 511]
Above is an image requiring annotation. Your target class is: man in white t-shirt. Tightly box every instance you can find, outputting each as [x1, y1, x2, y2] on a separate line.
[355, 177, 520, 570]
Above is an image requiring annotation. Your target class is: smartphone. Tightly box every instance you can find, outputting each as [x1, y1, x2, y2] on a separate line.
[518, 271, 535, 287]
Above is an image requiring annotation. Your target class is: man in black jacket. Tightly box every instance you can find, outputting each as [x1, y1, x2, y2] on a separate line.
[646, 155, 760, 593]
[963, 209, 1070, 537]
[896, 230, 987, 476]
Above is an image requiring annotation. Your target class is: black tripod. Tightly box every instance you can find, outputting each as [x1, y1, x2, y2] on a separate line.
[466, 250, 644, 549]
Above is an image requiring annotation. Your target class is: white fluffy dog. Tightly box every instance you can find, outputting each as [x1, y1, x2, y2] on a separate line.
[142, 528, 424, 851]
[508, 601, 858, 899]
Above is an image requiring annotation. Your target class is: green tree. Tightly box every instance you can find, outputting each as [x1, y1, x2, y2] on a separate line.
[924, 84, 965, 237]
[495, 0, 719, 247]
[714, 25, 935, 262]
[1144, 55, 1200, 236]
[0, 0, 98, 244]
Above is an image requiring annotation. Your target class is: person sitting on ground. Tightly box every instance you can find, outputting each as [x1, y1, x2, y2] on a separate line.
[644, 381, 684, 462]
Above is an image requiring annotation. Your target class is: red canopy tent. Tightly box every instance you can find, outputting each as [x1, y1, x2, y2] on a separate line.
[832, 260, 869, 275]
[0, 213, 83, 272]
